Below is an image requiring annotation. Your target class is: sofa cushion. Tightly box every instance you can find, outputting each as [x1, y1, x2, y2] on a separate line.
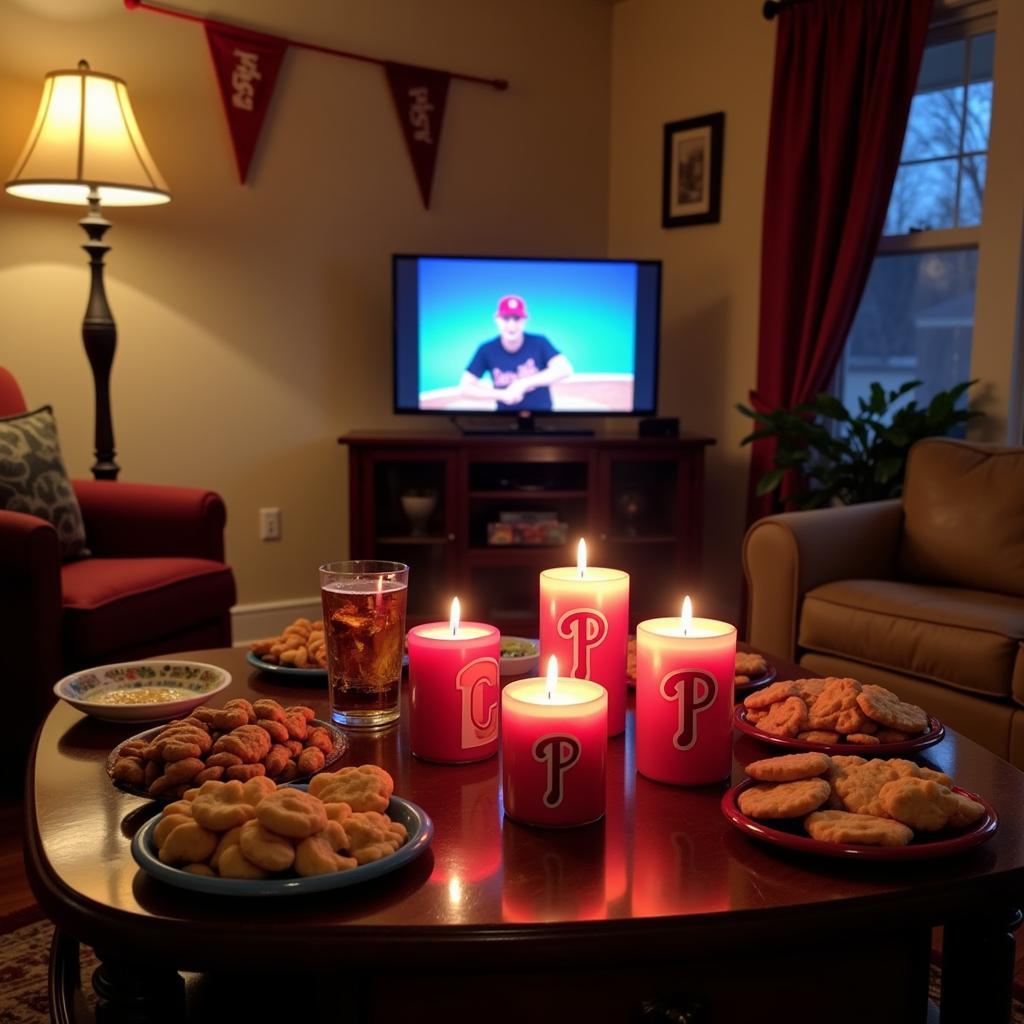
[799, 579, 1024, 702]
[899, 438, 1024, 598]
[61, 556, 236, 660]
[0, 406, 89, 561]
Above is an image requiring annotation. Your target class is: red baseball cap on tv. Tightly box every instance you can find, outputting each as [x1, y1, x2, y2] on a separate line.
[496, 295, 528, 319]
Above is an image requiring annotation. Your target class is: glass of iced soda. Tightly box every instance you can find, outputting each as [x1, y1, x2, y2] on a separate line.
[319, 560, 409, 728]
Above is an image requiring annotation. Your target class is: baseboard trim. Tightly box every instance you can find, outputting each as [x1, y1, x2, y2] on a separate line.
[231, 597, 321, 646]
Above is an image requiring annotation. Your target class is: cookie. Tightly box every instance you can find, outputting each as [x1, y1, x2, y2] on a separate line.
[845, 733, 880, 745]
[746, 752, 831, 783]
[946, 791, 986, 828]
[797, 731, 841, 744]
[792, 678, 829, 706]
[735, 651, 768, 679]
[832, 758, 921, 817]
[878, 777, 958, 832]
[804, 810, 914, 847]
[737, 777, 831, 819]
[824, 754, 866, 810]
[806, 677, 862, 732]
[756, 696, 809, 737]
[856, 684, 929, 734]
[743, 680, 799, 710]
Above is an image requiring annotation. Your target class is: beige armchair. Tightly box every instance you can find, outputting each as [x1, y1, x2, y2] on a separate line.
[743, 437, 1024, 766]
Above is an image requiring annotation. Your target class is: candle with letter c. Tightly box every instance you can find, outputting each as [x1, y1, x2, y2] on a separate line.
[635, 597, 736, 785]
[539, 539, 628, 736]
[408, 598, 500, 764]
[501, 656, 607, 827]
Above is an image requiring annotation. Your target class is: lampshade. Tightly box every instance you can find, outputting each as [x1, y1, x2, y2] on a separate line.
[5, 61, 170, 207]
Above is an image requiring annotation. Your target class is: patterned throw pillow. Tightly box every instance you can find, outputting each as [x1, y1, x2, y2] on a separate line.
[0, 405, 89, 560]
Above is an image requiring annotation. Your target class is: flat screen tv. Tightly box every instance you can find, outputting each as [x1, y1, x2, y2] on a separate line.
[393, 255, 661, 428]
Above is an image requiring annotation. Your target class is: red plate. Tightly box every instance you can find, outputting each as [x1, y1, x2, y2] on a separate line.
[721, 778, 998, 860]
[735, 663, 777, 694]
[734, 705, 945, 756]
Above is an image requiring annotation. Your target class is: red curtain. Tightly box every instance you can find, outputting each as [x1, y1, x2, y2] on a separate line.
[746, 0, 932, 522]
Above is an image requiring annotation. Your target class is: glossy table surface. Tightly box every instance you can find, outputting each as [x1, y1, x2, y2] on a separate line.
[26, 646, 1024, 972]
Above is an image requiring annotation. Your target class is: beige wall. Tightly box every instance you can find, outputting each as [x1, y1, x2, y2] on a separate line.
[609, 0, 775, 624]
[0, 0, 612, 618]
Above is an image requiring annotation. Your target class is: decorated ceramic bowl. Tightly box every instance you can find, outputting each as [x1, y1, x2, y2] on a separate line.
[54, 660, 232, 723]
[500, 637, 539, 678]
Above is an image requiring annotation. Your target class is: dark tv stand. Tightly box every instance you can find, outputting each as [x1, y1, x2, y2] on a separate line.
[451, 413, 594, 437]
[338, 430, 714, 635]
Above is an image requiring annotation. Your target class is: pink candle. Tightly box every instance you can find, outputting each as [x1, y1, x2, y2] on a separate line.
[539, 540, 629, 737]
[409, 598, 500, 764]
[635, 598, 736, 786]
[502, 657, 607, 827]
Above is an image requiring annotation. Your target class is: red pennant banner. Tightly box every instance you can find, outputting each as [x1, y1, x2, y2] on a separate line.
[384, 62, 452, 209]
[205, 22, 287, 184]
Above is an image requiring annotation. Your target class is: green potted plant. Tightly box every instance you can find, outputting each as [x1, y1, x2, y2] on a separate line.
[737, 379, 978, 510]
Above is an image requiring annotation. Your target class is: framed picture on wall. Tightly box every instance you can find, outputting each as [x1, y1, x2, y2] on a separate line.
[662, 112, 724, 228]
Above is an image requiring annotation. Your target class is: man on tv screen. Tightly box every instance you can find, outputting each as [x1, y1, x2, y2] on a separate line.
[458, 295, 573, 412]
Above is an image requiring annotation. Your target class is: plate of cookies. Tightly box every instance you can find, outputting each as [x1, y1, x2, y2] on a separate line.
[733, 650, 776, 693]
[734, 678, 944, 755]
[131, 766, 433, 894]
[248, 617, 328, 676]
[721, 752, 997, 860]
[107, 698, 348, 802]
[627, 640, 775, 693]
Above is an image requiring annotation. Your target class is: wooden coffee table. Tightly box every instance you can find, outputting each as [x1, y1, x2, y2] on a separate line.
[26, 647, 1024, 1023]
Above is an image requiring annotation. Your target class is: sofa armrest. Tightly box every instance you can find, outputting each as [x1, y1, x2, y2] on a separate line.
[743, 500, 904, 661]
[0, 511, 63, 749]
[73, 480, 227, 561]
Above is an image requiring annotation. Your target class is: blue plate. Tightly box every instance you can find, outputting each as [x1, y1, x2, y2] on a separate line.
[246, 651, 409, 678]
[131, 789, 433, 895]
[245, 651, 327, 678]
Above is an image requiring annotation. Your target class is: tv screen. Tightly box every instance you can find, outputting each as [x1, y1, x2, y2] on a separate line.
[393, 255, 660, 417]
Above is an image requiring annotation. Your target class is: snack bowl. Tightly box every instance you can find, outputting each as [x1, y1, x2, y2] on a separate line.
[500, 637, 539, 677]
[55, 661, 231, 723]
[131, 787, 434, 895]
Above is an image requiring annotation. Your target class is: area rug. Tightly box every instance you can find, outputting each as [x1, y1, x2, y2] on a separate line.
[0, 909, 99, 1024]
[2, 908, 1024, 1023]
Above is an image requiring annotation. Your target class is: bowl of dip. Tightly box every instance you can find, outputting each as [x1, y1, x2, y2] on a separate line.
[54, 660, 232, 723]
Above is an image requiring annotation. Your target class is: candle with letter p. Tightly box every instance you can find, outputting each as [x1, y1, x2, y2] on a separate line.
[539, 539, 629, 736]
[408, 598, 500, 764]
[636, 597, 736, 786]
[501, 656, 607, 827]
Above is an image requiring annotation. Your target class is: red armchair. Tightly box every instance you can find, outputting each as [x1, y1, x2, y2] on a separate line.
[1, 367, 236, 783]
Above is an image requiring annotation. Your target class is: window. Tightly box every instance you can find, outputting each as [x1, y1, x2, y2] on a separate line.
[833, 14, 995, 417]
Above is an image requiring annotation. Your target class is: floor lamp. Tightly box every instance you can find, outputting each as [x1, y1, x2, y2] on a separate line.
[5, 60, 170, 481]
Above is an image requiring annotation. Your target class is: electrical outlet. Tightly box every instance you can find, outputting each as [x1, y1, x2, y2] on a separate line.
[259, 507, 282, 541]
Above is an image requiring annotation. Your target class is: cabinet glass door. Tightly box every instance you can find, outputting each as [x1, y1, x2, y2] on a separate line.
[368, 454, 456, 624]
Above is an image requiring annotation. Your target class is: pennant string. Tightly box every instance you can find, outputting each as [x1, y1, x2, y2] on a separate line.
[124, 0, 509, 90]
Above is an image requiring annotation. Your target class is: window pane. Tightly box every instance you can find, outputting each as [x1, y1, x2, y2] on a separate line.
[958, 155, 986, 226]
[964, 80, 993, 152]
[884, 160, 958, 235]
[836, 250, 977, 416]
[901, 88, 964, 161]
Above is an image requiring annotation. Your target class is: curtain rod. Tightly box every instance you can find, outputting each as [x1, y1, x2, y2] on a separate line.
[763, 0, 815, 20]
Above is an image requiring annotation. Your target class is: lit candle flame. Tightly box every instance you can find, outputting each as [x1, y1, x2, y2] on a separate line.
[449, 596, 460, 637]
[682, 595, 693, 637]
[546, 655, 559, 701]
[577, 538, 587, 580]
